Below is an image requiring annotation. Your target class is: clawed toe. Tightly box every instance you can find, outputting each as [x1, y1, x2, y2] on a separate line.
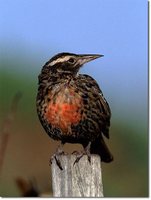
[87, 153, 91, 163]
[49, 143, 65, 170]
[50, 154, 64, 170]
[54, 155, 63, 170]
[73, 152, 91, 165]
[73, 154, 83, 165]
[73, 153, 91, 166]
[73, 142, 91, 165]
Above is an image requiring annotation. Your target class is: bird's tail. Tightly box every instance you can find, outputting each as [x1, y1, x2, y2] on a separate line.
[90, 135, 113, 163]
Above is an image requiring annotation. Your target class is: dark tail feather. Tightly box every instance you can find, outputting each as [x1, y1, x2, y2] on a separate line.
[90, 136, 113, 163]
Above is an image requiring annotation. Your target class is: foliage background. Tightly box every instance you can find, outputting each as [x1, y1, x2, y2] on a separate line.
[0, 0, 148, 197]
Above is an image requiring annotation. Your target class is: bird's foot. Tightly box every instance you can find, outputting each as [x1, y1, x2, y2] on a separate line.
[73, 142, 91, 165]
[50, 154, 64, 170]
[49, 143, 65, 170]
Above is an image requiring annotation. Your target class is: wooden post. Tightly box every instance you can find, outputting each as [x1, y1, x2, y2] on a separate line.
[51, 154, 103, 197]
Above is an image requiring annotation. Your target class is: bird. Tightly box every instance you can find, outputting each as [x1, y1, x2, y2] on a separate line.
[36, 52, 113, 169]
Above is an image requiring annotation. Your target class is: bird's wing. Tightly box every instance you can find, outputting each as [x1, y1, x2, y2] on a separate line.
[76, 74, 111, 139]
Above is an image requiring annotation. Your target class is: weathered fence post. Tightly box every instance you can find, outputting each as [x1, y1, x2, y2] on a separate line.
[51, 154, 103, 197]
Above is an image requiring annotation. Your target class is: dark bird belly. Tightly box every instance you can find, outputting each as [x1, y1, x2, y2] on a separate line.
[37, 75, 113, 162]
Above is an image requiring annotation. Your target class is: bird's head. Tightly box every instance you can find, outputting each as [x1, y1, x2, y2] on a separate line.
[44, 52, 103, 76]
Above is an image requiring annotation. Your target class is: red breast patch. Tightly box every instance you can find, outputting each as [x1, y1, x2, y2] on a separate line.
[44, 89, 82, 133]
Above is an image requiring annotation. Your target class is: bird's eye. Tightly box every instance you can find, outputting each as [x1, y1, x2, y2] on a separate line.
[68, 58, 75, 64]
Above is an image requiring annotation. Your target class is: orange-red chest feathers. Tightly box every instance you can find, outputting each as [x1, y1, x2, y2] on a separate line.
[44, 86, 83, 133]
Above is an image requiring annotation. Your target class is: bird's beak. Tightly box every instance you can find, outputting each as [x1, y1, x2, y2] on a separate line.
[78, 54, 103, 66]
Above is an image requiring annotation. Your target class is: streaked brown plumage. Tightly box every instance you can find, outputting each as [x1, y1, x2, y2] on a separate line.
[36, 52, 113, 165]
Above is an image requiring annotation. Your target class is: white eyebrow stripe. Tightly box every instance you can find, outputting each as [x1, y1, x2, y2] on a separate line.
[48, 56, 71, 66]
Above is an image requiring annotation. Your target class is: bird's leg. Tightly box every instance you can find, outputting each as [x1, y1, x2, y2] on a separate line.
[50, 142, 65, 170]
[73, 142, 91, 165]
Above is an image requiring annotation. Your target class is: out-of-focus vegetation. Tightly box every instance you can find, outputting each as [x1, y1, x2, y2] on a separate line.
[0, 57, 148, 197]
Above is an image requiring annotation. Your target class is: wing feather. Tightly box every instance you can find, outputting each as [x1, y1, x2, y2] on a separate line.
[77, 74, 111, 139]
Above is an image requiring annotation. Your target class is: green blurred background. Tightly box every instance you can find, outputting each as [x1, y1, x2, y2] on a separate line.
[0, 0, 148, 197]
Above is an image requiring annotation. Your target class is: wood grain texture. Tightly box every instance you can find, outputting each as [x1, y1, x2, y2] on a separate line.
[51, 155, 103, 197]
